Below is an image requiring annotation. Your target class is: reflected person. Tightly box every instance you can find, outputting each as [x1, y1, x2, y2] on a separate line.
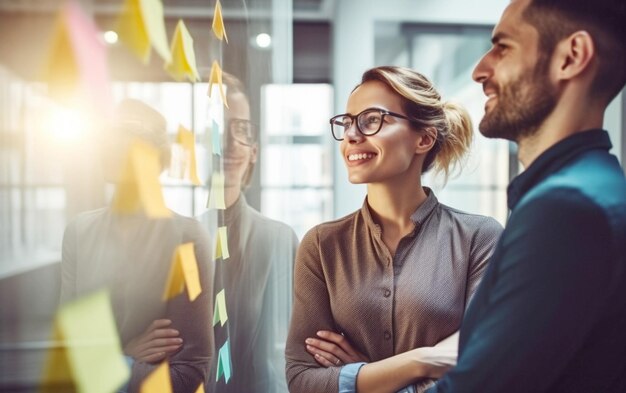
[203, 73, 299, 393]
[60, 99, 213, 393]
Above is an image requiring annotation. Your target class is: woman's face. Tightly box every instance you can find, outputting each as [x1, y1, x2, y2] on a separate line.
[223, 92, 257, 189]
[340, 80, 422, 185]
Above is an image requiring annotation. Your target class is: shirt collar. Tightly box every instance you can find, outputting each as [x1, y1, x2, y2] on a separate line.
[507, 129, 612, 210]
[361, 187, 439, 235]
[225, 192, 246, 225]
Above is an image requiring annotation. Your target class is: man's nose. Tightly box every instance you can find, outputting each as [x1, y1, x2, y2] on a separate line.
[472, 52, 492, 84]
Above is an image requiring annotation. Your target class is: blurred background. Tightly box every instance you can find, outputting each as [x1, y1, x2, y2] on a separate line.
[0, 0, 623, 390]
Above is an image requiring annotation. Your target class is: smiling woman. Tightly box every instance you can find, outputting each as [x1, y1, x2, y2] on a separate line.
[285, 66, 503, 393]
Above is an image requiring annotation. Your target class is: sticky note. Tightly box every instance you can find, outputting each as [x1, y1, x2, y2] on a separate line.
[216, 340, 232, 383]
[165, 20, 200, 82]
[212, 289, 228, 327]
[140, 361, 172, 393]
[207, 60, 229, 108]
[40, 290, 129, 393]
[207, 172, 226, 210]
[42, 1, 112, 115]
[212, 0, 228, 43]
[116, 0, 171, 64]
[211, 120, 222, 156]
[176, 125, 202, 185]
[213, 226, 229, 261]
[111, 139, 172, 218]
[162, 242, 202, 302]
[194, 384, 205, 393]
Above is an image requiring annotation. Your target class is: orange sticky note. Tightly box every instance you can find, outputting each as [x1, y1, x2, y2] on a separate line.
[162, 242, 202, 302]
[42, 1, 112, 115]
[140, 361, 172, 393]
[175, 125, 202, 185]
[40, 290, 129, 393]
[116, 0, 171, 64]
[111, 139, 171, 218]
[207, 172, 226, 210]
[212, 289, 228, 327]
[207, 60, 229, 108]
[165, 20, 200, 82]
[212, 0, 228, 43]
[213, 226, 229, 261]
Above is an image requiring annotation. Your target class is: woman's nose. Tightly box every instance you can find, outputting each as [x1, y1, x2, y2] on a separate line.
[344, 123, 364, 144]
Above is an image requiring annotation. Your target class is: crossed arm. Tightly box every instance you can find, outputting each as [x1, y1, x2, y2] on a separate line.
[305, 330, 458, 393]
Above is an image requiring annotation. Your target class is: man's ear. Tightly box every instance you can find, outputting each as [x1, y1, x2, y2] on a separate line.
[416, 127, 437, 155]
[552, 31, 596, 82]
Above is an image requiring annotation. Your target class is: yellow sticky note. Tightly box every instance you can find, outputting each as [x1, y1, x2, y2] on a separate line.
[207, 60, 229, 108]
[213, 226, 229, 261]
[212, 0, 228, 43]
[162, 242, 202, 302]
[41, 290, 129, 393]
[194, 383, 205, 393]
[140, 361, 172, 393]
[176, 125, 202, 185]
[117, 0, 171, 64]
[111, 139, 172, 218]
[165, 20, 200, 82]
[212, 289, 228, 327]
[207, 172, 226, 210]
[42, 2, 112, 114]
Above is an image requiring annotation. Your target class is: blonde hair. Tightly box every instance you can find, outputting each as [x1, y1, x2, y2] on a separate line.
[358, 66, 473, 182]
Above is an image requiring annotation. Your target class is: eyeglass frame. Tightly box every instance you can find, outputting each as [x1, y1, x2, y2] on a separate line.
[329, 107, 417, 141]
[226, 118, 257, 146]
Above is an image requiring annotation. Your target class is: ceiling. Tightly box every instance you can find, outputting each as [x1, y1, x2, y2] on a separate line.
[0, 0, 335, 21]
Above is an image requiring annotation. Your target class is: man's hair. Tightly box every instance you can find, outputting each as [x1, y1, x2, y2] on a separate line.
[523, 0, 626, 102]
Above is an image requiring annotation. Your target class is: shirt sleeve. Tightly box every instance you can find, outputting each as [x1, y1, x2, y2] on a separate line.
[465, 217, 502, 303]
[427, 189, 615, 393]
[285, 226, 343, 392]
[60, 219, 78, 304]
[338, 362, 367, 393]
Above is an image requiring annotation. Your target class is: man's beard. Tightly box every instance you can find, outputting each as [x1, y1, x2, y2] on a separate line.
[479, 61, 558, 142]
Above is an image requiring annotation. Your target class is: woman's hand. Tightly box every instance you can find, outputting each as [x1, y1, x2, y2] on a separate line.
[124, 319, 183, 363]
[305, 330, 368, 367]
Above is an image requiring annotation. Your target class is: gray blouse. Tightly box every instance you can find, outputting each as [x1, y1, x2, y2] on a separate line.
[61, 208, 213, 393]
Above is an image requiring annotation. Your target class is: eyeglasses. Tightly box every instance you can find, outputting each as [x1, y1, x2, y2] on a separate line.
[227, 119, 256, 146]
[329, 108, 413, 141]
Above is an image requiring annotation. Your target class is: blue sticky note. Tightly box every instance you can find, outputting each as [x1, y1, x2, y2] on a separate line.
[216, 340, 231, 383]
[212, 120, 222, 156]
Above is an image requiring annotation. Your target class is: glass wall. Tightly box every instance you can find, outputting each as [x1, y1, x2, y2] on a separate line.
[1, 1, 299, 391]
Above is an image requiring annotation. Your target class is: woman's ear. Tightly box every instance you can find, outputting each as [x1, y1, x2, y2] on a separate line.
[416, 127, 437, 154]
[250, 143, 258, 164]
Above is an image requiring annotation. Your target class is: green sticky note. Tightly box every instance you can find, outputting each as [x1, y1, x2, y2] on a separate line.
[216, 340, 231, 383]
[212, 289, 228, 327]
[42, 290, 129, 393]
[212, 120, 222, 156]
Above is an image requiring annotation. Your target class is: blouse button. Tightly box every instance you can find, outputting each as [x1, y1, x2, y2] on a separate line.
[384, 331, 391, 340]
[383, 289, 391, 298]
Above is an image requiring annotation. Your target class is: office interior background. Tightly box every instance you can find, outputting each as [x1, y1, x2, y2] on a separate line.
[0, 0, 624, 389]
